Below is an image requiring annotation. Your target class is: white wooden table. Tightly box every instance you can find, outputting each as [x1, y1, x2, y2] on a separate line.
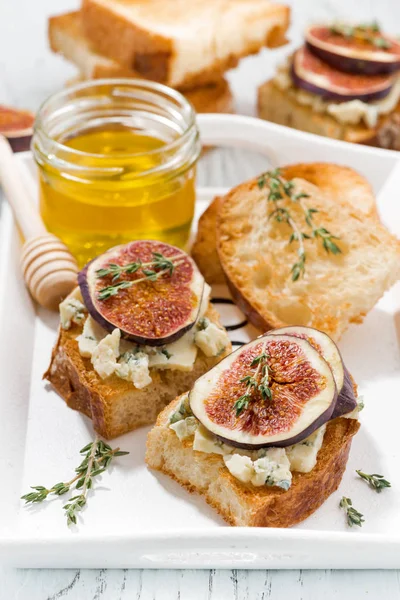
[2, 0, 400, 597]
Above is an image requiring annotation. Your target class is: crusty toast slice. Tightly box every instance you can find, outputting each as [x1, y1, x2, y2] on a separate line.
[45, 303, 230, 439]
[146, 394, 360, 527]
[191, 163, 378, 286]
[81, 0, 290, 88]
[258, 79, 400, 149]
[48, 11, 234, 114]
[192, 163, 400, 340]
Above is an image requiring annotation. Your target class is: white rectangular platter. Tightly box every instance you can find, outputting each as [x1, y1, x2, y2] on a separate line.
[1, 132, 400, 569]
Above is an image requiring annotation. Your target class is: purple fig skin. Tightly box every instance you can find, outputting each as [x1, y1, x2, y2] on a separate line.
[331, 367, 357, 419]
[306, 41, 400, 76]
[78, 248, 204, 347]
[290, 62, 393, 102]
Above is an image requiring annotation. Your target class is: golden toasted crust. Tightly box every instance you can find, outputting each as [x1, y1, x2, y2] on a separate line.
[258, 79, 400, 148]
[146, 394, 360, 527]
[191, 162, 378, 286]
[44, 303, 231, 439]
[215, 170, 400, 339]
[81, 0, 290, 87]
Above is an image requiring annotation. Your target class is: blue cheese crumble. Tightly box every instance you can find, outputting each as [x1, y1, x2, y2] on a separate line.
[60, 283, 230, 388]
[168, 400, 328, 489]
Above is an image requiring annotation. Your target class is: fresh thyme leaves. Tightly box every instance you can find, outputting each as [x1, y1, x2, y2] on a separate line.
[258, 168, 341, 281]
[356, 470, 391, 493]
[161, 348, 172, 360]
[21, 438, 129, 527]
[339, 496, 365, 527]
[96, 251, 185, 300]
[234, 343, 272, 416]
[329, 22, 391, 49]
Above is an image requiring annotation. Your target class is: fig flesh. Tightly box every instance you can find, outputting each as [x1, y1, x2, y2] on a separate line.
[268, 326, 344, 391]
[0, 105, 34, 152]
[268, 326, 357, 418]
[292, 45, 394, 101]
[189, 334, 337, 449]
[306, 25, 400, 75]
[78, 240, 205, 346]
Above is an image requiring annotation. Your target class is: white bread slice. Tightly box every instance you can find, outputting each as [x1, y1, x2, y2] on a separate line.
[192, 163, 400, 340]
[45, 303, 231, 439]
[146, 394, 360, 527]
[81, 0, 290, 88]
[258, 79, 400, 149]
[48, 12, 234, 114]
[191, 163, 378, 286]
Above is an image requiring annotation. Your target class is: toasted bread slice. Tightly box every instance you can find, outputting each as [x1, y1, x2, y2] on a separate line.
[146, 394, 360, 527]
[191, 163, 378, 286]
[258, 79, 400, 149]
[192, 163, 400, 340]
[81, 0, 290, 88]
[45, 303, 231, 439]
[48, 11, 234, 114]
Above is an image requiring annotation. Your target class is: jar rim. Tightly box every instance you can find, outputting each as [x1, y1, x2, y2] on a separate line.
[33, 78, 198, 160]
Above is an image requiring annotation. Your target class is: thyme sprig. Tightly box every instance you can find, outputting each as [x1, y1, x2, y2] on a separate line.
[234, 343, 272, 416]
[21, 438, 129, 527]
[330, 22, 391, 50]
[339, 496, 365, 527]
[356, 470, 391, 493]
[258, 169, 341, 281]
[96, 251, 185, 300]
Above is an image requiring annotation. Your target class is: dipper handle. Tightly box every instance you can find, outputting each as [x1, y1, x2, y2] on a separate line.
[0, 135, 47, 239]
[0, 135, 78, 310]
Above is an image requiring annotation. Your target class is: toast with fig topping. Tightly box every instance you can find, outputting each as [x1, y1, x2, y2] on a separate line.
[191, 163, 400, 341]
[45, 240, 232, 439]
[258, 78, 400, 148]
[146, 396, 359, 527]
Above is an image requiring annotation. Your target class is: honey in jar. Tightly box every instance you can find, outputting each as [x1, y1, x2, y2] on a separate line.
[32, 80, 200, 266]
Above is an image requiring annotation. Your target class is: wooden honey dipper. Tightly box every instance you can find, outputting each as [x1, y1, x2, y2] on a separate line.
[0, 135, 78, 310]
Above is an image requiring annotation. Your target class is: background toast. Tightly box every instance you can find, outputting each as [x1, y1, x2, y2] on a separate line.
[48, 12, 234, 114]
[258, 79, 400, 149]
[81, 0, 290, 88]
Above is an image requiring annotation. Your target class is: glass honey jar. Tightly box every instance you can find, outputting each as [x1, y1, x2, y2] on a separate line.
[32, 79, 201, 266]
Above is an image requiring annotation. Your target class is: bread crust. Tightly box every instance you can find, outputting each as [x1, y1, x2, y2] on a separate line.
[258, 79, 400, 149]
[44, 304, 231, 439]
[81, 0, 290, 88]
[191, 162, 378, 286]
[146, 394, 360, 527]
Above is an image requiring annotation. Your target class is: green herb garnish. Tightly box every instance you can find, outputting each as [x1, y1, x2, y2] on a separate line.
[339, 496, 365, 527]
[356, 470, 391, 493]
[161, 348, 172, 360]
[330, 22, 391, 50]
[21, 438, 129, 527]
[258, 169, 341, 281]
[96, 251, 185, 300]
[234, 343, 272, 416]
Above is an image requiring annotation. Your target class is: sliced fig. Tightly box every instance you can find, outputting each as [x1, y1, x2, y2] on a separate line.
[292, 45, 394, 101]
[0, 105, 34, 152]
[268, 326, 344, 391]
[78, 240, 204, 346]
[269, 326, 357, 418]
[306, 25, 400, 75]
[189, 334, 337, 449]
